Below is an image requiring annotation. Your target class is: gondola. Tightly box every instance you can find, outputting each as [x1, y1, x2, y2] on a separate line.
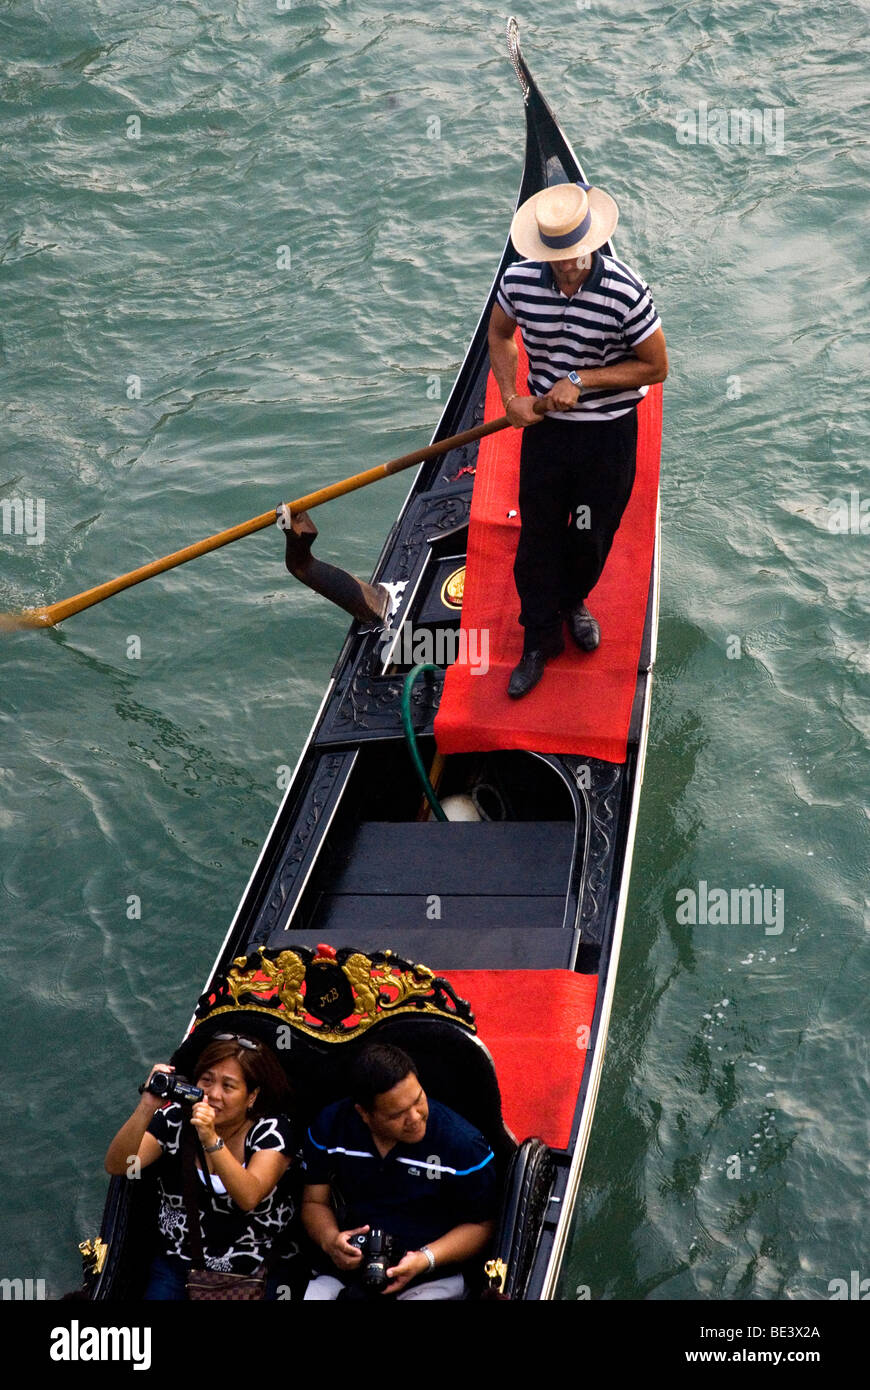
[77, 18, 662, 1302]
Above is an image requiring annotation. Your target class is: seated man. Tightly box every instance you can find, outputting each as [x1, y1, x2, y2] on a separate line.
[301, 1042, 496, 1300]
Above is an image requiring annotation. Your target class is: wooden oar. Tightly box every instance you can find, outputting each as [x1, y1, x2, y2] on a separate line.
[1, 412, 522, 630]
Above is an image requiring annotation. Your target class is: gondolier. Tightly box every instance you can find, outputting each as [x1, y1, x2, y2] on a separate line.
[488, 179, 668, 698]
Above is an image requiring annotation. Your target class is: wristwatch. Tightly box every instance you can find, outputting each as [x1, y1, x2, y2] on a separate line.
[567, 371, 584, 393]
[203, 1138, 224, 1153]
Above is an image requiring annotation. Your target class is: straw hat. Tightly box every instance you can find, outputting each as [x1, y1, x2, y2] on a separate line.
[510, 180, 619, 261]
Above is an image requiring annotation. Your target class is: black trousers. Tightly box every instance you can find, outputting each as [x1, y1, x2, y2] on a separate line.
[513, 408, 638, 650]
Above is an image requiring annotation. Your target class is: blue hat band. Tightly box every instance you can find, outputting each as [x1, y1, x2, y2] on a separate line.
[538, 183, 592, 249]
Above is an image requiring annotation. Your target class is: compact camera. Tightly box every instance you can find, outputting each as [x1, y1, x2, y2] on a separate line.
[140, 1071, 204, 1104]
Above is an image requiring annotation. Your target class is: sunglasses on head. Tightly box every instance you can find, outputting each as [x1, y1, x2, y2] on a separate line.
[213, 1033, 260, 1051]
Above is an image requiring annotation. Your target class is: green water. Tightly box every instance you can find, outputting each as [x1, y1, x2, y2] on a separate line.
[1, 1, 867, 1307]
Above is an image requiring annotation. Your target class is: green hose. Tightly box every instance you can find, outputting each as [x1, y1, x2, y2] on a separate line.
[401, 663, 448, 822]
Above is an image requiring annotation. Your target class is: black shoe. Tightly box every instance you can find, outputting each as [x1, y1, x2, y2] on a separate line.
[508, 640, 564, 699]
[566, 603, 600, 652]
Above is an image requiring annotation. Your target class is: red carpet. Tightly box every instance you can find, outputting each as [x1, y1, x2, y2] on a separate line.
[435, 342, 662, 763]
[442, 969, 599, 1151]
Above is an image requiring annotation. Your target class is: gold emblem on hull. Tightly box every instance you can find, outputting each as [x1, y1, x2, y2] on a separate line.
[440, 566, 465, 609]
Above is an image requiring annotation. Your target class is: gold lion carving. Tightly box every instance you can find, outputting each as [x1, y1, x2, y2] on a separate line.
[342, 953, 382, 1022]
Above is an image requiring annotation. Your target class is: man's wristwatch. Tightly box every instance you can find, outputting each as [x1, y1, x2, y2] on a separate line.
[567, 371, 584, 393]
[203, 1137, 224, 1153]
[419, 1245, 436, 1271]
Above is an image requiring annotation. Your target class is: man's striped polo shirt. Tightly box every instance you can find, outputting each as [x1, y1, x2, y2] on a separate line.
[496, 251, 661, 421]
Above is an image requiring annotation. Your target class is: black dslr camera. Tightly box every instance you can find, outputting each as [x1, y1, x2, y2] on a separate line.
[139, 1072, 204, 1104]
[346, 1229, 405, 1296]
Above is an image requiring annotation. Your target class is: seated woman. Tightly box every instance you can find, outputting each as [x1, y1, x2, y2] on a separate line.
[105, 1035, 298, 1300]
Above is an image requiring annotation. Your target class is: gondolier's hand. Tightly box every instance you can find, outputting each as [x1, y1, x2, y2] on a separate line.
[326, 1224, 369, 1271]
[505, 394, 544, 428]
[383, 1249, 430, 1295]
[542, 377, 582, 412]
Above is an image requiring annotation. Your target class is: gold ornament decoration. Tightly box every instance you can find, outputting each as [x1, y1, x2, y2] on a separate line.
[194, 943, 474, 1043]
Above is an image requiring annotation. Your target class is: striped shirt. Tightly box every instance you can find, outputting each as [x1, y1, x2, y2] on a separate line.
[496, 251, 661, 421]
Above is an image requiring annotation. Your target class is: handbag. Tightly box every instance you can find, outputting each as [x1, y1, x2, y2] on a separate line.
[180, 1122, 267, 1301]
[185, 1266, 266, 1302]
